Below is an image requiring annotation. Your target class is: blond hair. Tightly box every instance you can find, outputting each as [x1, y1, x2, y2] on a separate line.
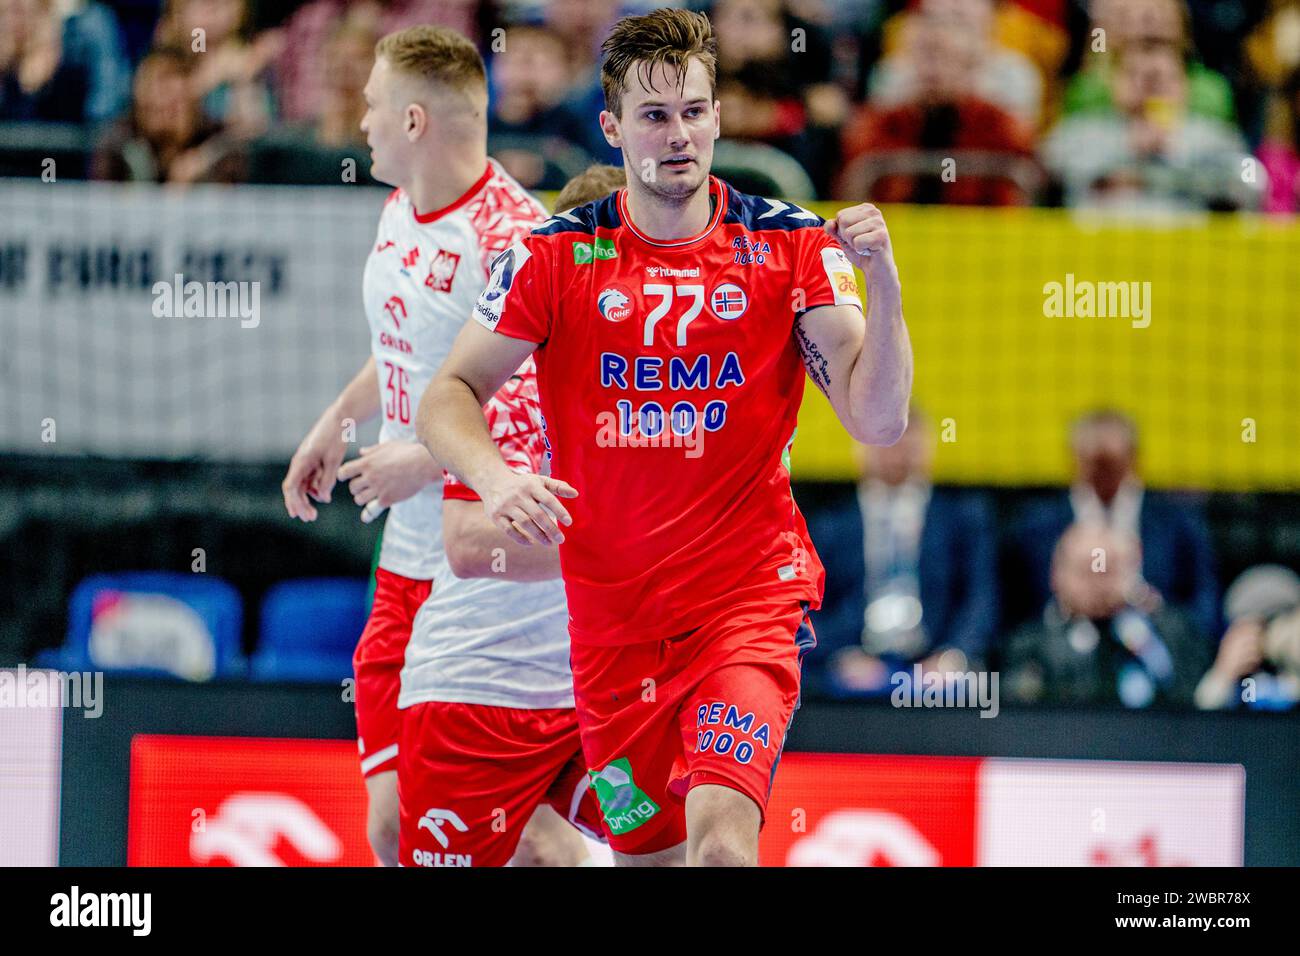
[554, 164, 628, 211]
[600, 9, 717, 118]
[375, 25, 486, 96]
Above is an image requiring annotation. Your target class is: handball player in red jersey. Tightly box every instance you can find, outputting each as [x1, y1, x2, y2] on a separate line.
[418, 9, 912, 866]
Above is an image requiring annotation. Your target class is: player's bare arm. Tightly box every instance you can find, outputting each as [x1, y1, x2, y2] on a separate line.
[417, 321, 577, 548]
[442, 499, 562, 581]
[336, 440, 441, 513]
[282, 356, 381, 521]
[796, 202, 912, 446]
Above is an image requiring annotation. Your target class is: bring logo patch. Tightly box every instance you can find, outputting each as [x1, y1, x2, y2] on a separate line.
[588, 758, 660, 834]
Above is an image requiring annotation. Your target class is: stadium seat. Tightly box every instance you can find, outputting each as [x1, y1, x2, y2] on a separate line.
[48, 572, 245, 680]
[838, 149, 1046, 205]
[0, 122, 91, 180]
[712, 140, 818, 200]
[487, 133, 597, 191]
[245, 128, 382, 186]
[249, 578, 369, 683]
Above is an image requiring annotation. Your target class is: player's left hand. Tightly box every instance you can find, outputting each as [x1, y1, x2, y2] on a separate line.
[336, 441, 437, 512]
[824, 203, 898, 286]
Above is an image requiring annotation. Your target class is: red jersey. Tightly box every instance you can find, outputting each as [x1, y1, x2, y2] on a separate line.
[474, 176, 863, 646]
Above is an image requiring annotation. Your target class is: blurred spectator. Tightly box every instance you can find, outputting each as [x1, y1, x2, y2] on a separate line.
[868, 0, 1043, 130]
[1063, 0, 1237, 124]
[91, 46, 245, 183]
[544, 0, 620, 77]
[1041, 39, 1259, 210]
[837, 13, 1036, 204]
[312, 16, 377, 149]
[709, 0, 846, 194]
[804, 409, 999, 697]
[272, 0, 480, 125]
[1011, 410, 1220, 641]
[543, 0, 631, 166]
[1243, 0, 1300, 92]
[487, 23, 593, 187]
[153, 0, 278, 138]
[991, 0, 1072, 101]
[1004, 522, 1212, 707]
[1258, 64, 1300, 213]
[1195, 564, 1300, 710]
[0, 0, 131, 124]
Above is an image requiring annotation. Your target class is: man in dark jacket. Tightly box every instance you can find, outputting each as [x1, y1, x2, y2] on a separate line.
[1010, 409, 1219, 641]
[804, 409, 998, 697]
[1005, 522, 1211, 708]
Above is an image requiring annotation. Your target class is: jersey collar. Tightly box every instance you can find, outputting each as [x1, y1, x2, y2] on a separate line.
[616, 176, 728, 249]
[411, 161, 495, 224]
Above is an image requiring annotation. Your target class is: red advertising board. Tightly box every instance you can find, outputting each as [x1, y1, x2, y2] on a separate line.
[127, 735, 1243, 867]
[128, 735, 372, 866]
[760, 752, 982, 866]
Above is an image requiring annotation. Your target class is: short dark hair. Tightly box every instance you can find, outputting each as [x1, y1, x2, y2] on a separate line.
[600, 8, 717, 118]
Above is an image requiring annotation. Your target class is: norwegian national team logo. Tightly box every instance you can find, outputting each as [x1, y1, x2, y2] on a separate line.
[710, 282, 748, 320]
[597, 284, 634, 322]
[425, 249, 461, 293]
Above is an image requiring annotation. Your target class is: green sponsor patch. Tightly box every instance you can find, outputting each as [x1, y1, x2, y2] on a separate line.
[588, 758, 660, 834]
[573, 237, 617, 264]
[781, 427, 797, 473]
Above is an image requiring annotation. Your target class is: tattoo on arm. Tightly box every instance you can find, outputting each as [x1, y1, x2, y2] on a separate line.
[795, 319, 832, 395]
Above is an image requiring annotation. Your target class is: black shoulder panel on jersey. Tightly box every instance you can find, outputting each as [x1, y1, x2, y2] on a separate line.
[529, 191, 622, 237]
[720, 179, 826, 232]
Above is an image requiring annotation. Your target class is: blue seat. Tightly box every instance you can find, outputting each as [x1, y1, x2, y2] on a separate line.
[45, 572, 245, 680]
[250, 578, 369, 683]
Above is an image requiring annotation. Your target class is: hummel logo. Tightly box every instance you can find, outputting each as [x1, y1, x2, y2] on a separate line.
[417, 808, 468, 848]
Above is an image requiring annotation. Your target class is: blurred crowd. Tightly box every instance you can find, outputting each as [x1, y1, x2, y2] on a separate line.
[803, 405, 1300, 712]
[2, 0, 1299, 211]
[4, 1, 1299, 714]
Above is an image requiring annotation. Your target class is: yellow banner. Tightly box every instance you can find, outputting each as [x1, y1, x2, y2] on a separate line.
[800, 204, 1300, 490]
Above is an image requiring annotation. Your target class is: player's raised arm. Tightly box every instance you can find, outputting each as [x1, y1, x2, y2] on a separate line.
[417, 322, 577, 547]
[795, 202, 912, 446]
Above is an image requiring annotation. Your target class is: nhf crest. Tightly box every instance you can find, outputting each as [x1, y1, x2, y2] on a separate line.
[597, 285, 633, 322]
[425, 249, 462, 293]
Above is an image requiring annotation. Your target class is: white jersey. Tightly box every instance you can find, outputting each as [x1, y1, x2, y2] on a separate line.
[361, 159, 548, 579]
[399, 359, 574, 710]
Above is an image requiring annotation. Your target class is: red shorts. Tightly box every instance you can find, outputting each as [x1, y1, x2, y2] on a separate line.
[570, 598, 816, 856]
[353, 567, 432, 778]
[397, 701, 606, 867]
